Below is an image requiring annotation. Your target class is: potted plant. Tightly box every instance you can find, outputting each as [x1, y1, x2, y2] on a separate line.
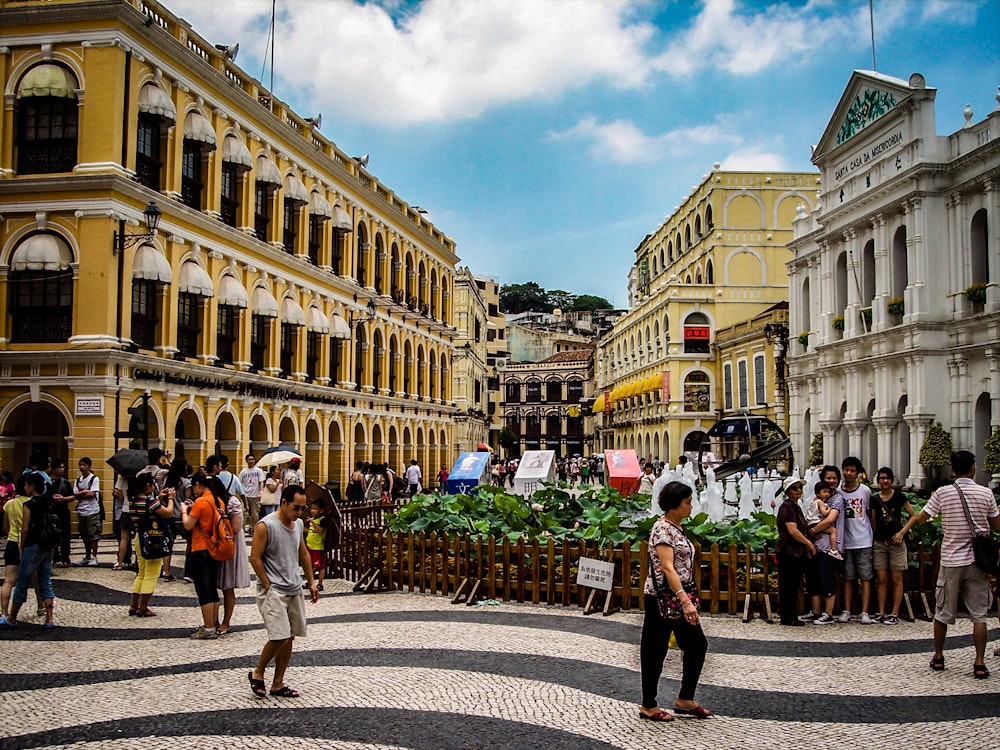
[919, 422, 952, 489]
[887, 296, 905, 317]
[797, 331, 810, 347]
[984, 425, 1000, 487]
[832, 315, 845, 331]
[858, 307, 873, 327]
[965, 282, 987, 312]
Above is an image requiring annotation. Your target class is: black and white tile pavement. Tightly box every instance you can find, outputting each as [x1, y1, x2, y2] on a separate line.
[1, 540, 998, 749]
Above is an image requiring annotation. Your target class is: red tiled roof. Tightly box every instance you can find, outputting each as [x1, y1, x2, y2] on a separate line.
[538, 350, 593, 364]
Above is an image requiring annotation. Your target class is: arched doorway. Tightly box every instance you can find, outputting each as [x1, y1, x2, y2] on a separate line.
[328, 420, 344, 482]
[174, 408, 203, 467]
[895, 395, 910, 484]
[388, 425, 401, 474]
[249, 413, 270, 454]
[305, 419, 321, 482]
[353, 422, 367, 466]
[974, 392, 991, 484]
[2, 400, 70, 470]
[214, 410, 239, 460]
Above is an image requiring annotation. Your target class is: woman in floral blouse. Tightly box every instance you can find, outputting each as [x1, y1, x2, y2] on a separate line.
[639, 481, 711, 722]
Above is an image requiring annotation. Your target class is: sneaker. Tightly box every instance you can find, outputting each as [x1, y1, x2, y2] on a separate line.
[827, 549, 844, 560]
[884, 615, 899, 625]
[813, 613, 836, 625]
[86, 558, 99, 567]
[183, 576, 193, 584]
[798, 612, 818, 622]
[859, 612, 872, 625]
[837, 610, 852, 623]
[871, 613, 885, 623]
[43, 621, 56, 629]
[190, 627, 218, 640]
[73, 558, 91, 567]
[0, 615, 16, 628]
[161, 575, 176, 582]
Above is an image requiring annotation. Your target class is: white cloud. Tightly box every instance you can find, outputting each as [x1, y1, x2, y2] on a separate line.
[550, 114, 745, 164]
[720, 146, 787, 171]
[163, 0, 985, 126]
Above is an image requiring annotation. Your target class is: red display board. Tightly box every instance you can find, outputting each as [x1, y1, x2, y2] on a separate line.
[603, 449, 641, 496]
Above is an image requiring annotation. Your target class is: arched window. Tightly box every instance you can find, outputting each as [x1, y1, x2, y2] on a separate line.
[7, 233, 74, 342]
[667, 240, 673, 262]
[356, 223, 369, 286]
[683, 371, 711, 412]
[861, 239, 875, 309]
[181, 111, 216, 210]
[695, 214, 702, 237]
[705, 204, 714, 231]
[683, 312, 710, 354]
[131, 243, 172, 351]
[706, 259, 714, 285]
[685, 224, 692, 249]
[970, 208, 988, 286]
[137, 83, 176, 192]
[374, 234, 385, 294]
[800, 277, 811, 334]
[15, 64, 79, 175]
[891, 225, 908, 299]
[695, 267, 703, 285]
[835, 251, 848, 315]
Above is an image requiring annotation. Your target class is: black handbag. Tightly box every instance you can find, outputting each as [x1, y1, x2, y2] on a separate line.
[650, 560, 700, 620]
[955, 484, 1000, 575]
[135, 501, 173, 560]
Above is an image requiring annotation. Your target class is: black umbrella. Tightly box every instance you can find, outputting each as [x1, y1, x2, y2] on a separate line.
[107, 449, 149, 478]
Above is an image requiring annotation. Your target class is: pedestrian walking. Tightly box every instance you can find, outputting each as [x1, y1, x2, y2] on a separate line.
[895, 451, 1000, 678]
[48, 460, 73, 567]
[404, 459, 422, 497]
[181, 471, 226, 640]
[217, 486, 250, 636]
[1, 473, 58, 628]
[73, 458, 102, 566]
[639, 481, 711, 721]
[239, 454, 266, 529]
[126, 472, 174, 617]
[248, 485, 318, 698]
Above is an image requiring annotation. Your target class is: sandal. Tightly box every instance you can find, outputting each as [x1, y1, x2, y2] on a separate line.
[930, 656, 945, 671]
[128, 608, 138, 617]
[674, 705, 712, 719]
[269, 685, 300, 698]
[216, 628, 230, 636]
[135, 609, 157, 618]
[973, 664, 990, 679]
[248, 672, 267, 698]
[638, 709, 674, 722]
[112, 563, 124, 571]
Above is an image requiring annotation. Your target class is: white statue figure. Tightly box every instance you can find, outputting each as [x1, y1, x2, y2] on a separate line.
[723, 476, 739, 519]
[737, 472, 756, 519]
[703, 468, 725, 523]
[802, 467, 820, 506]
[761, 477, 779, 515]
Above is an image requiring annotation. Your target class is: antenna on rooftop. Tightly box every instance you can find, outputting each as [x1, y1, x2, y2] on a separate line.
[869, 0, 877, 71]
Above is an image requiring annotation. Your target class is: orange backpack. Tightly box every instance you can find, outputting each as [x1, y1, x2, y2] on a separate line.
[202, 496, 235, 561]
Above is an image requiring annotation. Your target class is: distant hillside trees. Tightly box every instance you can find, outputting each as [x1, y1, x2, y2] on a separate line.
[500, 282, 612, 314]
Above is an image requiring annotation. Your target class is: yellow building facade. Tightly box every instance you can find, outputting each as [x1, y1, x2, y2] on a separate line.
[594, 167, 817, 464]
[0, 0, 459, 484]
[452, 267, 490, 456]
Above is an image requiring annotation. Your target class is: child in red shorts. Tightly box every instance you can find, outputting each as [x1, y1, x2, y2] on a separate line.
[305, 499, 329, 592]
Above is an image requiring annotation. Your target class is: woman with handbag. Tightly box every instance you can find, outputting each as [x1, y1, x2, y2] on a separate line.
[181, 472, 224, 640]
[775, 477, 816, 626]
[217, 486, 250, 636]
[871, 467, 916, 625]
[639, 481, 711, 722]
[127, 472, 174, 617]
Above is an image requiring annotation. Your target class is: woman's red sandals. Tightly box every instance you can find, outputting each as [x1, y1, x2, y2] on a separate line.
[638, 709, 673, 722]
[248, 672, 267, 698]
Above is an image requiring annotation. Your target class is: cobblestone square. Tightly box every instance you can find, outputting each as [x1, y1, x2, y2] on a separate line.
[2, 540, 998, 750]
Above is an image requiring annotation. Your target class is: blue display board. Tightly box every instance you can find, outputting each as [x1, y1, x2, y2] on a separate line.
[446, 452, 492, 495]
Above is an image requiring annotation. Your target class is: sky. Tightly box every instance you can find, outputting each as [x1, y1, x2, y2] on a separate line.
[164, 0, 1000, 306]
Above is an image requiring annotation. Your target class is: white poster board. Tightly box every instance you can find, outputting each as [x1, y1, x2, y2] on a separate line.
[512, 450, 555, 499]
[576, 557, 615, 591]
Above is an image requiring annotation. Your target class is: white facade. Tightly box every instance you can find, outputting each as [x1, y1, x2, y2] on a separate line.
[788, 71, 1000, 486]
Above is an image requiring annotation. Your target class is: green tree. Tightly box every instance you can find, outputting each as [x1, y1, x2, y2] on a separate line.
[919, 422, 953, 487]
[499, 282, 552, 314]
[571, 294, 613, 312]
[983, 426, 1000, 476]
[498, 427, 519, 457]
[809, 432, 824, 467]
[546, 289, 576, 312]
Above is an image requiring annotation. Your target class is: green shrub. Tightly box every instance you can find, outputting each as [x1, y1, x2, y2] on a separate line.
[984, 426, 1000, 475]
[809, 432, 824, 467]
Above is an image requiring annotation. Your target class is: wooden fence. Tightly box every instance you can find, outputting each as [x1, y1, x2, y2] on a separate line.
[331, 504, 954, 621]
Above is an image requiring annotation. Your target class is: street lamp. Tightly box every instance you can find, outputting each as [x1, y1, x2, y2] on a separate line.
[113, 201, 162, 253]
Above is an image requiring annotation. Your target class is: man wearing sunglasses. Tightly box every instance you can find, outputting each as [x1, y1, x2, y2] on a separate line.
[248, 484, 319, 699]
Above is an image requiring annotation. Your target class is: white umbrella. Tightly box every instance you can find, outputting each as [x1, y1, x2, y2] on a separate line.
[256, 447, 302, 468]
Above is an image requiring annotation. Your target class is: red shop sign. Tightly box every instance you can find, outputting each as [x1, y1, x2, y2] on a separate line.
[684, 326, 711, 341]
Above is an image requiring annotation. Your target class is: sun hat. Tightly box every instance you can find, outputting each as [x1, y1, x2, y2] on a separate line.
[782, 476, 805, 494]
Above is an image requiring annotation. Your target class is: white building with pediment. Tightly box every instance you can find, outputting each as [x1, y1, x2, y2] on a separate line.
[787, 71, 999, 487]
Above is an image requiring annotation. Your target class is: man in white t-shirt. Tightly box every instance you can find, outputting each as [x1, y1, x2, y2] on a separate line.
[404, 459, 422, 497]
[896, 450, 1000, 678]
[837, 456, 874, 624]
[239, 453, 267, 527]
[73, 457, 102, 566]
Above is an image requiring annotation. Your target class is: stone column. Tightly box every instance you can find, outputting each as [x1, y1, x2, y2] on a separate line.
[987, 349, 1000, 427]
[985, 178, 1000, 313]
[871, 214, 890, 332]
[843, 228, 861, 337]
[873, 416, 898, 471]
[904, 197, 926, 323]
[905, 416, 930, 487]
[956, 357, 971, 450]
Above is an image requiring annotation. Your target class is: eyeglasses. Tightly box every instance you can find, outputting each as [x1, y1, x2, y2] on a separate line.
[292, 504, 307, 512]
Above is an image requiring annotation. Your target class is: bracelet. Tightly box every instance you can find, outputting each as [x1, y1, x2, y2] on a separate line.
[673, 590, 684, 596]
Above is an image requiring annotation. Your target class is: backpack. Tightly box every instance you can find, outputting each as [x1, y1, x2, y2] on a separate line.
[200, 496, 235, 561]
[36, 499, 62, 549]
[390, 472, 407, 500]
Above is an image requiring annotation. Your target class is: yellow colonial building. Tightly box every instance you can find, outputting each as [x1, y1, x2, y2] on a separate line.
[451, 267, 490, 455]
[0, 0, 459, 483]
[594, 167, 817, 464]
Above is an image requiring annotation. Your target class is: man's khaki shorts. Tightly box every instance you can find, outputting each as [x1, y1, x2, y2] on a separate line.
[934, 563, 994, 624]
[79, 513, 101, 544]
[256, 586, 307, 641]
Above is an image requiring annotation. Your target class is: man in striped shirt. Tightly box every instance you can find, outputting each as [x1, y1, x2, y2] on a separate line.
[896, 451, 1000, 678]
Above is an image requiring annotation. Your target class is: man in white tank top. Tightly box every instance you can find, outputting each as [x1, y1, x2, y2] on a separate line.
[248, 484, 318, 698]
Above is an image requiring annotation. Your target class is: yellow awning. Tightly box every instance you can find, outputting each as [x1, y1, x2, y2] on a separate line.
[592, 393, 606, 412]
[643, 373, 663, 393]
